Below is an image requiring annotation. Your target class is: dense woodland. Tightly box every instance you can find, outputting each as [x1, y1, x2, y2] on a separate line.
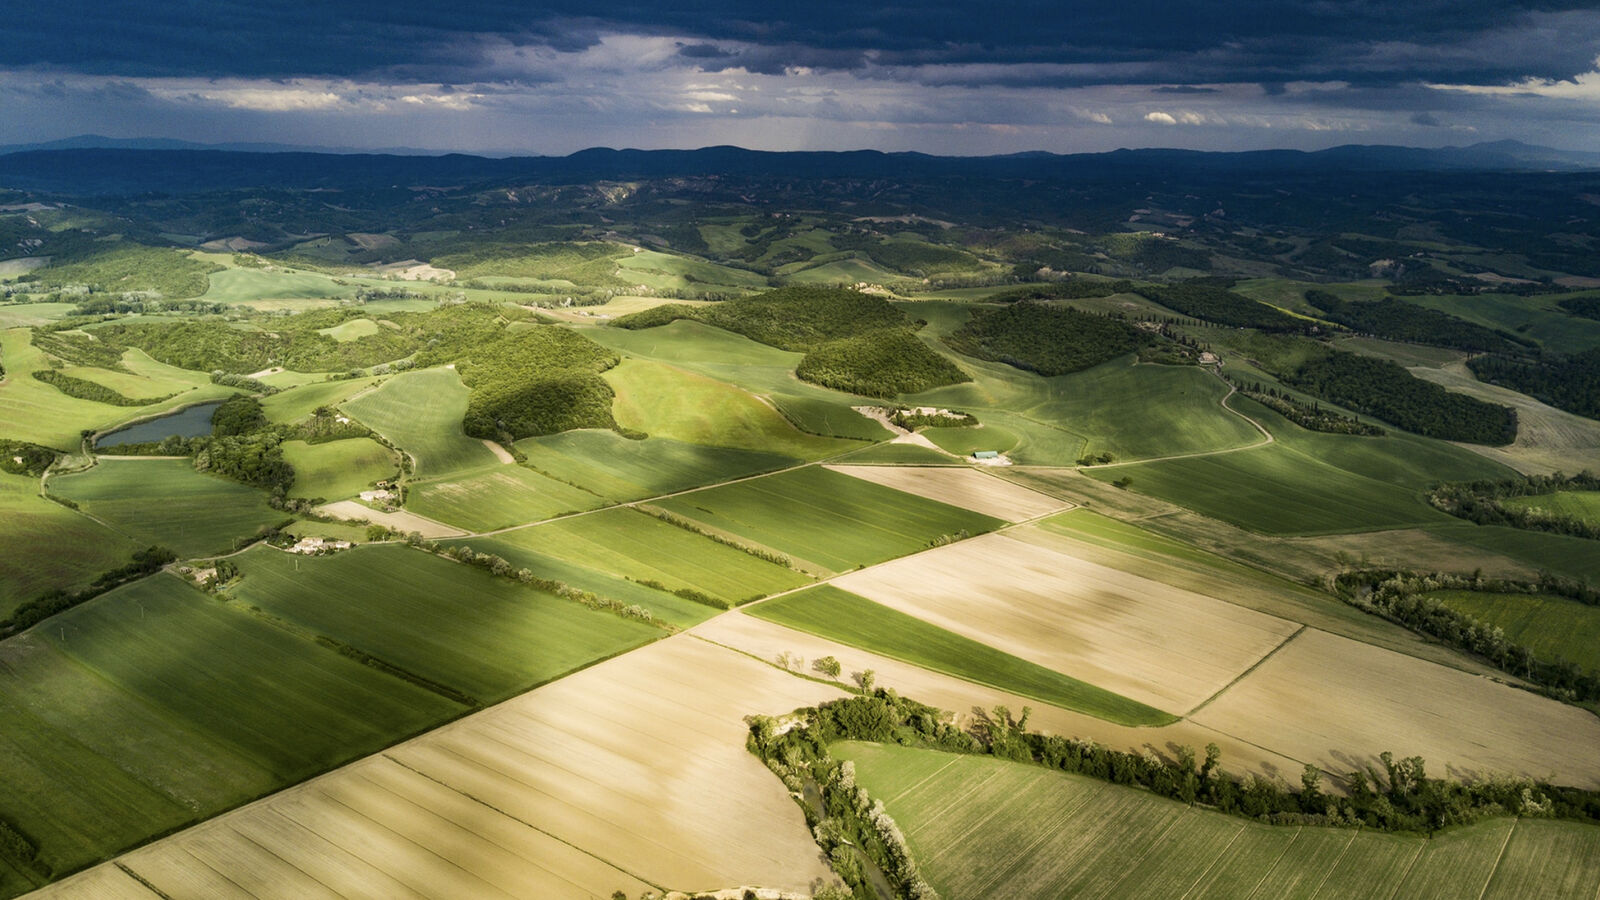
[1428, 472, 1600, 540]
[1468, 348, 1600, 420]
[1285, 351, 1517, 445]
[1137, 281, 1308, 332]
[943, 302, 1150, 376]
[1304, 290, 1526, 352]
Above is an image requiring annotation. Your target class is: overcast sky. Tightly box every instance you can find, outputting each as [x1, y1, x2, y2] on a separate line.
[4, 1, 1600, 155]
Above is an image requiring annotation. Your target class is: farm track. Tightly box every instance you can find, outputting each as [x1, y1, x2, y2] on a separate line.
[1070, 367, 1274, 470]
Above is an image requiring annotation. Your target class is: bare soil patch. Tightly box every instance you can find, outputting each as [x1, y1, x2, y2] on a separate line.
[1191, 628, 1600, 789]
[480, 439, 516, 464]
[827, 464, 1069, 522]
[832, 532, 1301, 713]
[316, 499, 466, 539]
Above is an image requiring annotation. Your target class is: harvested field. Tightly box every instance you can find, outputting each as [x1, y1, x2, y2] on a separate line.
[48, 636, 843, 898]
[691, 612, 1305, 781]
[1411, 361, 1600, 475]
[316, 500, 465, 539]
[824, 463, 1071, 522]
[838, 742, 1600, 900]
[831, 531, 1300, 713]
[1191, 628, 1600, 788]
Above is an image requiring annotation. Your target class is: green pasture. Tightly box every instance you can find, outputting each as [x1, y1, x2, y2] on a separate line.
[655, 465, 1003, 572]
[0, 574, 459, 880]
[486, 507, 810, 605]
[1502, 490, 1600, 525]
[0, 328, 232, 448]
[615, 248, 770, 290]
[833, 442, 961, 466]
[1427, 590, 1600, 671]
[604, 357, 855, 458]
[226, 544, 661, 702]
[341, 367, 499, 476]
[282, 438, 396, 501]
[768, 393, 892, 441]
[315, 317, 380, 341]
[405, 464, 607, 531]
[750, 587, 1174, 726]
[0, 302, 79, 327]
[0, 472, 136, 613]
[1401, 291, 1600, 355]
[260, 376, 377, 424]
[437, 536, 724, 629]
[839, 743, 1600, 900]
[923, 422, 1018, 455]
[516, 429, 795, 502]
[49, 459, 284, 557]
[1431, 525, 1600, 583]
[201, 267, 352, 305]
[62, 348, 213, 400]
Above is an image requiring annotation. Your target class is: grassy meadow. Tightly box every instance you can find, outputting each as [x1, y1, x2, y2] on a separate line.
[0, 472, 136, 614]
[656, 465, 1004, 572]
[1428, 590, 1600, 671]
[48, 459, 285, 558]
[749, 586, 1175, 726]
[1502, 490, 1600, 525]
[340, 367, 500, 476]
[260, 377, 377, 424]
[282, 437, 396, 501]
[516, 429, 796, 502]
[838, 742, 1600, 900]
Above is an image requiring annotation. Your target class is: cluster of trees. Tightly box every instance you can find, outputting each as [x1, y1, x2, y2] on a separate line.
[943, 302, 1149, 376]
[0, 815, 47, 879]
[32, 369, 174, 407]
[209, 371, 276, 393]
[1468, 348, 1600, 421]
[0, 440, 58, 476]
[1304, 290, 1527, 352]
[1228, 378, 1385, 436]
[71, 296, 229, 316]
[1286, 351, 1517, 444]
[864, 240, 983, 277]
[887, 408, 974, 430]
[1558, 296, 1600, 322]
[1136, 280, 1308, 332]
[13, 244, 221, 299]
[455, 325, 619, 441]
[1334, 569, 1600, 703]
[1, 546, 176, 637]
[32, 326, 127, 368]
[1427, 472, 1600, 540]
[985, 279, 1134, 303]
[795, 329, 968, 397]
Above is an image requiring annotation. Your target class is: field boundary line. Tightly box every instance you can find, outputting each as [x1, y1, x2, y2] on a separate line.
[884, 755, 963, 806]
[114, 862, 175, 900]
[1184, 624, 1308, 718]
[1306, 826, 1361, 899]
[1475, 817, 1519, 900]
[381, 753, 670, 894]
[1177, 821, 1247, 900]
[1244, 827, 1301, 900]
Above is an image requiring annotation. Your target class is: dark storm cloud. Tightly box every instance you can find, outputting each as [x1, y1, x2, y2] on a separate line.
[5, 0, 1599, 89]
[1153, 86, 1221, 94]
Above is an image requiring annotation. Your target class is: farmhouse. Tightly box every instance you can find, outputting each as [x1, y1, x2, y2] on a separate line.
[289, 536, 352, 555]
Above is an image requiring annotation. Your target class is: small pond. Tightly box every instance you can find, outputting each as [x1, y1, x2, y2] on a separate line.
[96, 401, 222, 447]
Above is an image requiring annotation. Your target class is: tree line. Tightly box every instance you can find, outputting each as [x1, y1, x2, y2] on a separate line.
[1427, 472, 1600, 540]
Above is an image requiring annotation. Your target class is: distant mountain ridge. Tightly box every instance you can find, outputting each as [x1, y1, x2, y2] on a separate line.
[2, 138, 1597, 195]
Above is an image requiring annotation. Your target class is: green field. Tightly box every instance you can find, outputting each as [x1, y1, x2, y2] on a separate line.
[0, 328, 234, 448]
[750, 586, 1174, 725]
[481, 506, 811, 605]
[1403, 291, 1600, 355]
[833, 441, 961, 465]
[0, 574, 460, 881]
[49, 459, 285, 557]
[515, 429, 796, 502]
[1428, 590, 1600, 671]
[768, 392, 892, 441]
[655, 465, 1007, 572]
[1087, 442, 1455, 535]
[838, 742, 1600, 900]
[1433, 524, 1600, 583]
[441, 535, 725, 628]
[1502, 490, 1600, 525]
[201, 267, 352, 304]
[316, 317, 380, 341]
[341, 367, 499, 476]
[923, 422, 1019, 455]
[282, 437, 396, 501]
[225, 544, 662, 702]
[405, 463, 608, 531]
[61, 348, 213, 400]
[260, 376, 377, 424]
[605, 357, 855, 458]
[0, 472, 136, 614]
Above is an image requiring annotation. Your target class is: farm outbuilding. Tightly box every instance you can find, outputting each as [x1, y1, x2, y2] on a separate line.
[972, 450, 1000, 460]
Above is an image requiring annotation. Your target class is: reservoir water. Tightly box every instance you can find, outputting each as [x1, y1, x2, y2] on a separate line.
[96, 401, 222, 447]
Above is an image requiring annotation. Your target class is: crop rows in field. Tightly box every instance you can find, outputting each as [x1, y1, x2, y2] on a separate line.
[405, 464, 607, 531]
[49, 459, 285, 558]
[340, 368, 499, 477]
[656, 465, 1005, 573]
[839, 742, 1600, 900]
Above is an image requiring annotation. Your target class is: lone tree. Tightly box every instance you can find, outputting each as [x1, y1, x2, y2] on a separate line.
[853, 669, 876, 692]
[814, 655, 842, 678]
